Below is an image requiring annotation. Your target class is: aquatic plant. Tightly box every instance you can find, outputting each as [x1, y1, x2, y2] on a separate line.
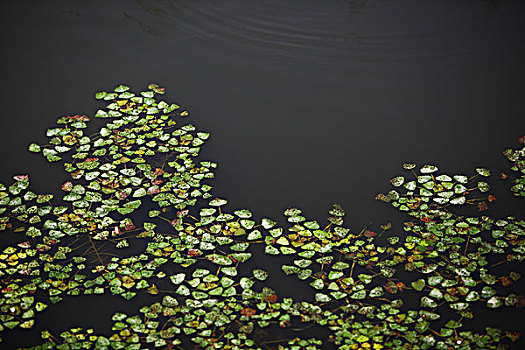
[0, 84, 524, 349]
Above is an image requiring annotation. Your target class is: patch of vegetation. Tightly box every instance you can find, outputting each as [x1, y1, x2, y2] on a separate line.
[1, 84, 524, 349]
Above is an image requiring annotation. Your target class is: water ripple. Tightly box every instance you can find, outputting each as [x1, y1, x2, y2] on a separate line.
[126, 0, 518, 65]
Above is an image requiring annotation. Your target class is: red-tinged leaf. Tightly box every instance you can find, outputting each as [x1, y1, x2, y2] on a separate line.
[37, 245, 51, 252]
[279, 320, 291, 328]
[61, 181, 73, 192]
[502, 276, 513, 287]
[506, 331, 521, 342]
[383, 281, 398, 294]
[147, 186, 160, 196]
[70, 170, 83, 179]
[501, 172, 508, 179]
[188, 249, 199, 257]
[421, 216, 433, 223]
[68, 115, 90, 121]
[364, 230, 377, 238]
[517, 295, 525, 308]
[240, 308, 256, 317]
[116, 191, 129, 200]
[154, 168, 165, 176]
[518, 136, 525, 144]
[396, 282, 406, 291]
[177, 210, 189, 218]
[113, 227, 122, 236]
[17, 241, 31, 248]
[375, 193, 387, 201]
[407, 198, 422, 210]
[488, 195, 496, 202]
[477, 201, 488, 211]
[264, 294, 278, 303]
[124, 223, 135, 231]
[13, 174, 29, 181]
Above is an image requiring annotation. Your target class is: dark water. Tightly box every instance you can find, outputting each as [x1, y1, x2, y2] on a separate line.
[1, 0, 525, 348]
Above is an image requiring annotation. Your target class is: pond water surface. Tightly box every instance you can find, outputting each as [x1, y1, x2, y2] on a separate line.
[1, 0, 525, 348]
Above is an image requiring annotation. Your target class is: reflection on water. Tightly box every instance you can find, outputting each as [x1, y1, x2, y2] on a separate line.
[120, 0, 518, 65]
[123, 12, 165, 37]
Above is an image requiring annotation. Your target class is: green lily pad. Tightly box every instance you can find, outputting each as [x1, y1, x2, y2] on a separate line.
[487, 296, 502, 308]
[170, 273, 186, 285]
[478, 181, 490, 192]
[476, 168, 491, 177]
[420, 164, 438, 174]
[247, 269, 267, 282]
[411, 279, 426, 291]
[209, 198, 228, 207]
[390, 176, 404, 187]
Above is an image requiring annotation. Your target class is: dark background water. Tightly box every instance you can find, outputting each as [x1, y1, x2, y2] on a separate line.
[1, 0, 525, 348]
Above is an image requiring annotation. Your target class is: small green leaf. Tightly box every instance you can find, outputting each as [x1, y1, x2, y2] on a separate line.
[476, 168, 491, 177]
[411, 279, 426, 291]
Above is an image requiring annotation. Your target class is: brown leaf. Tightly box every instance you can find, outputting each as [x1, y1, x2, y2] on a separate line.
[477, 201, 488, 211]
[364, 230, 377, 238]
[502, 276, 513, 287]
[240, 308, 256, 317]
[383, 281, 398, 294]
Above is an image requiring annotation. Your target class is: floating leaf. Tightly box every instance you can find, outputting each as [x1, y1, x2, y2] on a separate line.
[450, 196, 466, 205]
[234, 209, 252, 218]
[28, 143, 41, 153]
[453, 175, 468, 184]
[209, 198, 228, 207]
[315, 293, 331, 302]
[411, 279, 426, 291]
[478, 181, 490, 192]
[421, 296, 438, 308]
[487, 296, 503, 308]
[170, 273, 186, 285]
[253, 269, 268, 281]
[420, 164, 438, 174]
[476, 168, 491, 177]
[114, 84, 130, 92]
[390, 176, 404, 188]
[175, 285, 190, 296]
[310, 279, 324, 290]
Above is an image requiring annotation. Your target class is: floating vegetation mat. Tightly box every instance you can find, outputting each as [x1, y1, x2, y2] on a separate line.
[0, 84, 524, 349]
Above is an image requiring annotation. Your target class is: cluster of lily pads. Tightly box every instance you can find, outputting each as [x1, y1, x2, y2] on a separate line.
[0, 84, 524, 349]
[502, 138, 525, 197]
